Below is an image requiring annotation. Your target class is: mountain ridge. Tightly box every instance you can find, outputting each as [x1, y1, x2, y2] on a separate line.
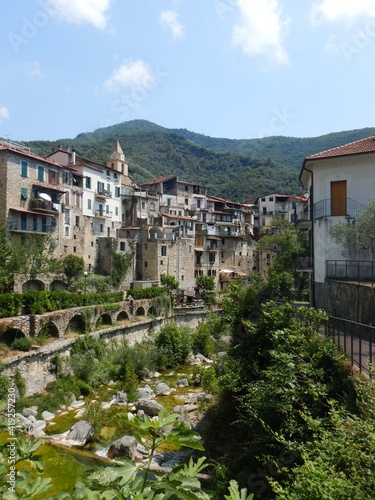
[8, 120, 375, 201]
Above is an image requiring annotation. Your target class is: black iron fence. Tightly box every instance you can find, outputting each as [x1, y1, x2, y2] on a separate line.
[326, 260, 375, 285]
[323, 316, 375, 379]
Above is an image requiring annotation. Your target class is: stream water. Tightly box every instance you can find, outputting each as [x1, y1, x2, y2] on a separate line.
[29, 364, 206, 496]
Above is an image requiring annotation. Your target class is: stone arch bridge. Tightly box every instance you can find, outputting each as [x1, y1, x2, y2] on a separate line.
[0, 298, 158, 344]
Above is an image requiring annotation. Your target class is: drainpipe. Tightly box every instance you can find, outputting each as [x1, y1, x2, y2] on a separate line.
[302, 165, 315, 308]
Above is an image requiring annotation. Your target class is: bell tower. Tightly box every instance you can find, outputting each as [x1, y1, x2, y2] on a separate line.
[107, 140, 128, 177]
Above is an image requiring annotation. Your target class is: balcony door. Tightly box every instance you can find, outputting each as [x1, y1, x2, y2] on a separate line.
[331, 180, 347, 216]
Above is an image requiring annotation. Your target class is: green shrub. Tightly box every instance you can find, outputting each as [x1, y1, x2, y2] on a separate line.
[192, 322, 215, 357]
[201, 366, 219, 394]
[0, 374, 10, 401]
[155, 322, 192, 368]
[70, 335, 105, 359]
[11, 337, 33, 352]
[128, 286, 166, 300]
[0, 293, 23, 318]
[14, 370, 26, 398]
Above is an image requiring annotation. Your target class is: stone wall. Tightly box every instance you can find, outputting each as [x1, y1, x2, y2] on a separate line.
[1, 308, 210, 396]
[315, 280, 375, 324]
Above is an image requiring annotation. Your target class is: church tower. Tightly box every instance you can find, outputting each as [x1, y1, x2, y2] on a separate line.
[107, 140, 128, 177]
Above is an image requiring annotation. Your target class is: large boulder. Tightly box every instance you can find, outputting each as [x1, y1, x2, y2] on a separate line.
[107, 436, 137, 460]
[136, 399, 164, 417]
[136, 385, 155, 400]
[66, 420, 94, 445]
[155, 382, 172, 396]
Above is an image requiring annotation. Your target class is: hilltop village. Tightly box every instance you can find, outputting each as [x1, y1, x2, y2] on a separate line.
[0, 139, 307, 298]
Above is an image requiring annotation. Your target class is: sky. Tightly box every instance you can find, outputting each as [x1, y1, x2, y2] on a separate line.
[2, 0, 375, 142]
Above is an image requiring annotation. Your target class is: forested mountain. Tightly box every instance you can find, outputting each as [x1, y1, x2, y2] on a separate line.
[16, 120, 375, 201]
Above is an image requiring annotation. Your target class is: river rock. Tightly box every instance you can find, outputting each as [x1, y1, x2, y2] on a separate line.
[66, 420, 94, 445]
[116, 391, 127, 404]
[176, 378, 189, 387]
[136, 385, 155, 400]
[41, 411, 55, 421]
[155, 382, 172, 396]
[22, 407, 38, 418]
[107, 436, 137, 460]
[136, 399, 164, 417]
[30, 428, 46, 438]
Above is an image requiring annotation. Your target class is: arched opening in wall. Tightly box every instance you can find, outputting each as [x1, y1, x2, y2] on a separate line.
[148, 306, 157, 317]
[116, 311, 129, 323]
[96, 314, 112, 329]
[36, 322, 59, 345]
[22, 280, 45, 292]
[50, 280, 68, 291]
[135, 306, 145, 319]
[0, 329, 26, 353]
[65, 315, 86, 336]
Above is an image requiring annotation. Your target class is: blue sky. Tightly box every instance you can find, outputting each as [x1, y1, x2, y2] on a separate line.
[2, 0, 375, 142]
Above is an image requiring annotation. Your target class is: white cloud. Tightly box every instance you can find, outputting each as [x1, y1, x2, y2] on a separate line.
[51, 0, 112, 29]
[23, 61, 45, 77]
[103, 60, 156, 92]
[0, 107, 10, 123]
[159, 10, 185, 38]
[232, 0, 290, 64]
[312, 0, 375, 24]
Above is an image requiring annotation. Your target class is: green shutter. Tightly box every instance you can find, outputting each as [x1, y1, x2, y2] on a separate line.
[20, 187, 28, 200]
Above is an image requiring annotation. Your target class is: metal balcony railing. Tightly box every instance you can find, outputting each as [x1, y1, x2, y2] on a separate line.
[314, 198, 366, 220]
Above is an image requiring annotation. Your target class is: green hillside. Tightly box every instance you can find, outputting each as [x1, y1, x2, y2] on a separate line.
[18, 120, 375, 201]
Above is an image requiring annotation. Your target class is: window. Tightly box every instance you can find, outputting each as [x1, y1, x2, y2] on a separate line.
[185, 198, 188, 205]
[91, 241, 94, 247]
[185, 185, 189, 192]
[100, 224, 103, 232]
[87, 199, 92, 210]
[120, 242, 125, 251]
[106, 169, 110, 177]
[181, 275, 184, 281]
[115, 186, 120, 197]
[269, 197, 274, 202]
[262, 207, 267, 215]
[65, 192, 70, 206]
[64, 227, 69, 236]
[144, 261, 148, 268]
[195, 270, 198, 277]
[106, 204, 109, 214]
[64, 246, 68, 253]
[167, 199, 171, 206]
[73, 247, 77, 253]
[86, 177, 91, 189]
[21, 160, 28, 177]
[161, 246, 167, 256]
[160, 260, 163, 265]
[145, 243, 147, 250]
[64, 172, 70, 184]
[33, 216, 38, 232]
[261, 218, 266, 226]
[20, 187, 28, 200]
[115, 207, 118, 216]
[114, 173, 118, 180]
[49, 170, 58, 184]
[75, 216, 80, 227]
[37, 165, 44, 181]
[261, 197, 266, 202]
[189, 245, 192, 253]
[150, 202, 155, 211]
[97, 181, 105, 193]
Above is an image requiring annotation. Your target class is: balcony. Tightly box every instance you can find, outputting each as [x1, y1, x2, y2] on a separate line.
[95, 189, 112, 199]
[9, 219, 56, 235]
[314, 198, 366, 220]
[95, 210, 112, 218]
[30, 198, 60, 214]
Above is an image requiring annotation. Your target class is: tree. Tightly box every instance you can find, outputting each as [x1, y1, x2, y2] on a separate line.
[63, 254, 85, 285]
[160, 274, 179, 294]
[196, 275, 215, 293]
[7, 234, 62, 279]
[330, 199, 375, 257]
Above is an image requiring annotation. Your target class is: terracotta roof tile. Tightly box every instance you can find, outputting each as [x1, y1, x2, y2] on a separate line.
[306, 135, 375, 160]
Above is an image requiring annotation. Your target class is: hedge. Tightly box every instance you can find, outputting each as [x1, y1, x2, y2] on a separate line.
[22, 290, 124, 315]
[127, 286, 167, 300]
[0, 293, 23, 318]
